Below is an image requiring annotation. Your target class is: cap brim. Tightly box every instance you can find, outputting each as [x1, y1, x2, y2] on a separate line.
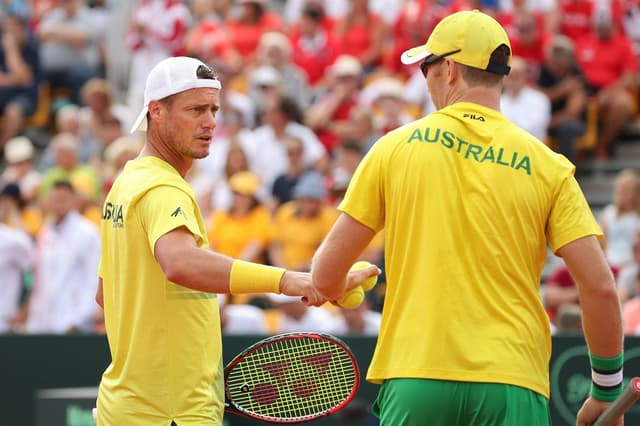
[400, 45, 433, 65]
[129, 106, 148, 133]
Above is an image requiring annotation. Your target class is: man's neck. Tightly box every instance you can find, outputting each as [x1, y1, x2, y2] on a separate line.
[449, 85, 502, 112]
[142, 131, 193, 178]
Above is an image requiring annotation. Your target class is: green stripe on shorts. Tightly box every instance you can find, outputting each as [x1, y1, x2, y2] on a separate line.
[372, 378, 551, 426]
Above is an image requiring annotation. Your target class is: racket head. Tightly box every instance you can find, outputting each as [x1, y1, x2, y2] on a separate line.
[224, 332, 360, 423]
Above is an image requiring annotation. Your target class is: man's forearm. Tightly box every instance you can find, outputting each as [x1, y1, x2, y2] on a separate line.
[580, 283, 623, 357]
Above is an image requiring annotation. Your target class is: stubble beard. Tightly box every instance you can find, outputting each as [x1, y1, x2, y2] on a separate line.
[178, 143, 209, 160]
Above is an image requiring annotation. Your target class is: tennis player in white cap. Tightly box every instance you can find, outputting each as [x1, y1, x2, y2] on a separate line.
[95, 56, 377, 425]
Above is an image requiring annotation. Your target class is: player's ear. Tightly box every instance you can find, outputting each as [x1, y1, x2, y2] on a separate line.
[445, 59, 459, 85]
[148, 99, 164, 122]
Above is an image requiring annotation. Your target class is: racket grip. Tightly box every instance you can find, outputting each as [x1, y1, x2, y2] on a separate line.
[593, 378, 640, 426]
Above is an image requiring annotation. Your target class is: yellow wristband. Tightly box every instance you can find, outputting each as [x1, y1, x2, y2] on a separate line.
[229, 260, 285, 294]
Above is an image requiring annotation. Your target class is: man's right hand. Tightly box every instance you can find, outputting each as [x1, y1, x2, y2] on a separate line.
[576, 396, 623, 426]
[280, 271, 326, 306]
[345, 264, 380, 292]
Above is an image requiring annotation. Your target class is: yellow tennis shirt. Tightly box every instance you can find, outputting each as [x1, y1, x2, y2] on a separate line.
[339, 102, 601, 398]
[97, 156, 224, 425]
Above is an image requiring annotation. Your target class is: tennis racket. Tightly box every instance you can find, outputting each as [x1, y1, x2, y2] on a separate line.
[224, 332, 360, 424]
[593, 377, 640, 426]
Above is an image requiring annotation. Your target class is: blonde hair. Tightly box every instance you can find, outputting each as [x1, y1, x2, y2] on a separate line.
[613, 168, 640, 213]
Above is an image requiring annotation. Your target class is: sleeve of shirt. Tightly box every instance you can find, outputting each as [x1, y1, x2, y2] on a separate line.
[138, 185, 206, 256]
[337, 138, 386, 232]
[547, 174, 603, 253]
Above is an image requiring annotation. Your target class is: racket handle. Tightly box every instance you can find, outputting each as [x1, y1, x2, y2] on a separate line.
[593, 378, 640, 426]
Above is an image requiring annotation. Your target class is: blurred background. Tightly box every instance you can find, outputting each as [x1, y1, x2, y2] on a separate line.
[3, 0, 640, 425]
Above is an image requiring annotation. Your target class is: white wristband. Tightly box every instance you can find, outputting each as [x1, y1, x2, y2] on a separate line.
[592, 369, 624, 388]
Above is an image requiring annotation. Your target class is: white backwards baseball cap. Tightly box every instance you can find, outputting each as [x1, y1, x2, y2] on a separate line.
[130, 56, 222, 133]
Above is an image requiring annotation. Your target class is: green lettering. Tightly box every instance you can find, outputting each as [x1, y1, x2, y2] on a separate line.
[456, 137, 469, 153]
[407, 128, 422, 144]
[515, 156, 532, 175]
[511, 152, 518, 167]
[481, 146, 495, 163]
[466, 144, 482, 161]
[496, 148, 510, 166]
[424, 127, 440, 143]
[441, 131, 455, 149]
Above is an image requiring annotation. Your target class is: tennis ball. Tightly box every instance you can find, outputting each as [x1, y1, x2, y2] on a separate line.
[350, 261, 378, 292]
[337, 285, 365, 309]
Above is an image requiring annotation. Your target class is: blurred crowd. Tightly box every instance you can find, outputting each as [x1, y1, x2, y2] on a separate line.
[1, 0, 640, 337]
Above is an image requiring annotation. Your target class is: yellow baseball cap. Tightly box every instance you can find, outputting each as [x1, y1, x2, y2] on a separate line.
[400, 10, 511, 75]
[229, 171, 261, 196]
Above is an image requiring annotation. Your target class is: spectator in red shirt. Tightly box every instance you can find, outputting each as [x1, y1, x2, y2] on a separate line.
[510, 11, 552, 81]
[184, 0, 242, 74]
[575, 9, 637, 157]
[384, 0, 446, 78]
[496, 0, 547, 41]
[289, 3, 340, 87]
[447, 0, 497, 14]
[225, 0, 283, 63]
[333, 0, 386, 71]
[555, 0, 595, 43]
[554, 0, 626, 42]
[544, 262, 620, 325]
[305, 55, 361, 154]
[125, 0, 192, 119]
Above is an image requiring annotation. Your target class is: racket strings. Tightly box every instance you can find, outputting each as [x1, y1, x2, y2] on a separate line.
[226, 336, 356, 420]
[229, 339, 353, 416]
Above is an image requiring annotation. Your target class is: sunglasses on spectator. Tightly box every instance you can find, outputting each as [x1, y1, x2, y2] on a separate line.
[419, 49, 461, 78]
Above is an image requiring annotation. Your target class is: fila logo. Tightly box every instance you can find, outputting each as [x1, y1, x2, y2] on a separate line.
[171, 207, 186, 218]
[463, 113, 485, 122]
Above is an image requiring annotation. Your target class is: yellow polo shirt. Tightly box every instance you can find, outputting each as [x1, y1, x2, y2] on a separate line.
[339, 102, 601, 398]
[97, 156, 223, 425]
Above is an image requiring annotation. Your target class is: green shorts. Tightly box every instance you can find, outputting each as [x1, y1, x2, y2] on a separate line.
[372, 379, 551, 426]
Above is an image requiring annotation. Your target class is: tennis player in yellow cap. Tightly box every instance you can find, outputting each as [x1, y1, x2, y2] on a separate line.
[311, 10, 623, 426]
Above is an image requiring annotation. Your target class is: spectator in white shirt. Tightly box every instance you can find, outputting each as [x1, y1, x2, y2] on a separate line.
[255, 32, 311, 109]
[217, 294, 268, 335]
[268, 294, 340, 334]
[0, 223, 33, 333]
[125, 0, 192, 118]
[1, 136, 41, 204]
[500, 56, 551, 141]
[599, 169, 640, 269]
[617, 229, 640, 303]
[333, 297, 381, 336]
[37, 0, 102, 103]
[16, 180, 101, 334]
[247, 95, 327, 192]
